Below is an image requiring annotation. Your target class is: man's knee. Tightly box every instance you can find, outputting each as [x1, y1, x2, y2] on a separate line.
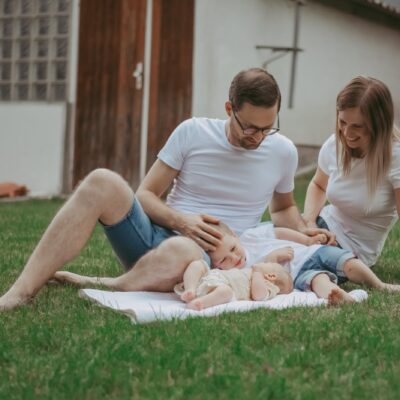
[75, 168, 134, 212]
[157, 237, 203, 262]
[82, 169, 127, 193]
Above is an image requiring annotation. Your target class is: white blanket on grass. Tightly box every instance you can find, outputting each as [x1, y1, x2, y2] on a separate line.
[79, 289, 368, 324]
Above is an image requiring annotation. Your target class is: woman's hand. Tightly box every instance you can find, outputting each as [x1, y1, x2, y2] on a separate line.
[301, 227, 337, 246]
[307, 232, 328, 245]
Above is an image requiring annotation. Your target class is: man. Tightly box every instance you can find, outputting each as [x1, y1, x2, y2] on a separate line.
[0, 68, 333, 310]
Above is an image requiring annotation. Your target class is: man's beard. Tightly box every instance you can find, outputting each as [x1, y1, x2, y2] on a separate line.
[238, 136, 264, 150]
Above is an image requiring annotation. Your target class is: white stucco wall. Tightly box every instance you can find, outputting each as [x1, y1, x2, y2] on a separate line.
[0, 104, 65, 196]
[0, 0, 80, 196]
[2, 0, 399, 195]
[193, 0, 400, 145]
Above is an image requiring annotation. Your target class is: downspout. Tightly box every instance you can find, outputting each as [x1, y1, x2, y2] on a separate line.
[139, 0, 153, 182]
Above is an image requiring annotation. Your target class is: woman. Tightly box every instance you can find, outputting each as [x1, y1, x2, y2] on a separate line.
[303, 76, 400, 268]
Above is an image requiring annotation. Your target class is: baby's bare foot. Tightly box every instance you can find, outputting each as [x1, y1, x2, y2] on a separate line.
[328, 288, 355, 306]
[187, 299, 204, 311]
[181, 290, 196, 303]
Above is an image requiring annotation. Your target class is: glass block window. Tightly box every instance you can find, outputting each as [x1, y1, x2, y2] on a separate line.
[0, 0, 71, 101]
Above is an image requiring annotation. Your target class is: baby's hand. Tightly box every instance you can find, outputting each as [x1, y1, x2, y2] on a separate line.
[274, 246, 294, 263]
[308, 233, 328, 245]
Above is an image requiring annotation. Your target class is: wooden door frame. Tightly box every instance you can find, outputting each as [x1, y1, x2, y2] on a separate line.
[65, 0, 195, 193]
[72, 0, 146, 189]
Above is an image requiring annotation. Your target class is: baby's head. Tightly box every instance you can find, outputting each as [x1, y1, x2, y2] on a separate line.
[207, 222, 246, 270]
[253, 262, 294, 294]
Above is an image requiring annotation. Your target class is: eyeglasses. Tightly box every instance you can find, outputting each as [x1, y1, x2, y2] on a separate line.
[233, 111, 280, 136]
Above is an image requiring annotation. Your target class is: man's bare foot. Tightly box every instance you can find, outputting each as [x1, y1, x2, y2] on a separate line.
[328, 288, 355, 305]
[187, 299, 204, 311]
[0, 291, 32, 311]
[181, 290, 196, 303]
[53, 271, 89, 287]
[381, 283, 400, 293]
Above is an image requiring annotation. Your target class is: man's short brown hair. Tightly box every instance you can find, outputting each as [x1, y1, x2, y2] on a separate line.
[229, 68, 281, 111]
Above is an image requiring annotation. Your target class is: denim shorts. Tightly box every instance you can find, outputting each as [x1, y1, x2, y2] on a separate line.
[316, 216, 342, 250]
[294, 245, 355, 291]
[101, 198, 211, 270]
[316, 215, 330, 232]
[316, 215, 348, 285]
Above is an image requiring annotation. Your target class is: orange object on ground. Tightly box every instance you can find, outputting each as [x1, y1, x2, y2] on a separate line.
[0, 182, 28, 198]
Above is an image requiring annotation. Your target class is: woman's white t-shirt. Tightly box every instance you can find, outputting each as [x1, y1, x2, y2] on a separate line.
[319, 134, 400, 266]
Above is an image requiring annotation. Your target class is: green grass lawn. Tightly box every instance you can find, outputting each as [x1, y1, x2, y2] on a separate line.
[1, 173, 400, 399]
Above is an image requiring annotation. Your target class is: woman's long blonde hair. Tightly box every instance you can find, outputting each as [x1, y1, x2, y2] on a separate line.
[336, 76, 397, 197]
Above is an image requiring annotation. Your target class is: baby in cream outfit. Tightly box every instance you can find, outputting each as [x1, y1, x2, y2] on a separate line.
[174, 265, 286, 309]
[173, 222, 294, 311]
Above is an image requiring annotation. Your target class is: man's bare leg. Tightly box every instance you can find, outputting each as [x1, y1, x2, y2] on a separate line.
[187, 284, 234, 311]
[0, 169, 134, 310]
[108, 237, 204, 292]
[311, 273, 355, 305]
[52, 237, 205, 293]
[54, 237, 203, 293]
[343, 258, 400, 292]
[53, 271, 116, 288]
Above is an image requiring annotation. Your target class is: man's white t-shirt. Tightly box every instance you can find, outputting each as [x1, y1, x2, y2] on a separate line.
[319, 134, 400, 266]
[158, 117, 298, 235]
[240, 223, 321, 280]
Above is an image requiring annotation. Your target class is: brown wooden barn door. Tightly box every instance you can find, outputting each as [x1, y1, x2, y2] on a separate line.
[146, 0, 194, 170]
[73, 0, 146, 189]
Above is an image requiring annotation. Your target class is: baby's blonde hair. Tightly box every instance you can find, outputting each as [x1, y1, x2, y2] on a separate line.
[206, 222, 237, 268]
[207, 221, 235, 237]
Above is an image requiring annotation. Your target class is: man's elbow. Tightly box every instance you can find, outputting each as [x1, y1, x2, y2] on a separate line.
[270, 204, 295, 218]
[270, 196, 296, 214]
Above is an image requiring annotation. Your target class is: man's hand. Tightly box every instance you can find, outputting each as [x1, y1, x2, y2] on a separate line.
[301, 226, 337, 246]
[177, 214, 223, 251]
